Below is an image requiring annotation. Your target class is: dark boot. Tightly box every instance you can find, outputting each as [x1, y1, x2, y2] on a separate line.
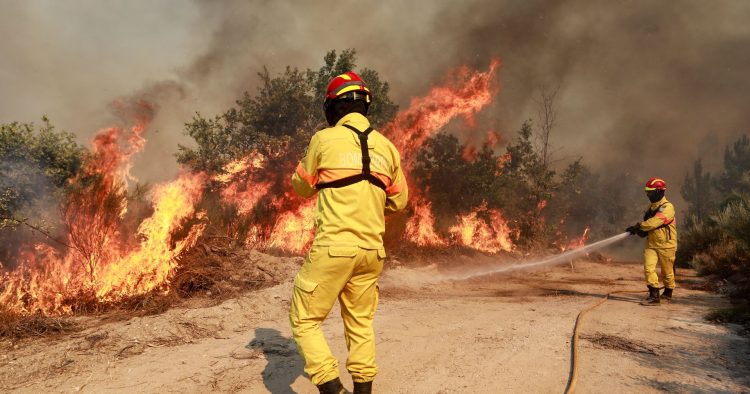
[640, 286, 661, 306]
[661, 287, 673, 302]
[317, 377, 346, 394]
[353, 381, 372, 394]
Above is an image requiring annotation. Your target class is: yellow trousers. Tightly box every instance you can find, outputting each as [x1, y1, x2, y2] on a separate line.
[644, 247, 676, 289]
[289, 245, 384, 385]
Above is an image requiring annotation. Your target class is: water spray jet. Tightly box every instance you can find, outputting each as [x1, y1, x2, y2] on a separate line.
[449, 232, 631, 281]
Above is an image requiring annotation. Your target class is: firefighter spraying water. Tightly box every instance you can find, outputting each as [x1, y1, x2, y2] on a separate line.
[626, 177, 677, 306]
[452, 178, 677, 307]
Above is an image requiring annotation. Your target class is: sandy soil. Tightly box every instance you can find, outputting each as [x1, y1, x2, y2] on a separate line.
[1, 253, 748, 393]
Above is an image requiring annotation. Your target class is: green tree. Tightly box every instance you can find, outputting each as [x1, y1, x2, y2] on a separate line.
[501, 120, 557, 246]
[678, 134, 750, 320]
[549, 159, 591, 233]
[690, 195, 750, 302]
[715, 135, 750, 197]
[412, 133, 471, 216]
[0, 118, 84, 222]
[681, 158, 714, 224]
[0, 118, 85, 264]
[176, 49, 398, 175]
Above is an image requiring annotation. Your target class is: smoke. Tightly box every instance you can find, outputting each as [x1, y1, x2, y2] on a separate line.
[2, 0, 750, 202]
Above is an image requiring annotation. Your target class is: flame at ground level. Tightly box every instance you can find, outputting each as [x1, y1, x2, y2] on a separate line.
[449, 203, 515, 253]
[562, 227, 591, 252]
[246, 199, 317, 255]
[0, 172, 206, 315]
[404, 198, 447, 247]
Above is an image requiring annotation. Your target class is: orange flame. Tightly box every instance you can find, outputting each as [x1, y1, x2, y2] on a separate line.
[448, 203, 514, 253]
[264, 199, 317, 254]
[255, 61, 502, 251]
[0, 106, 207, 315]
[214, 151, 317, 254]
[495, 152, 511, 176]
[95, 172, 206, 300]
[565, 227, 590, 251]
[0, 61, 521, 317]
[485, 130, 502, 148]
[404, 198, 447, 246]
[385, 59, 500, 171]
[462, 145, 478, 162]
[388, 60, 501, 246]
[214, 152, 272, 215]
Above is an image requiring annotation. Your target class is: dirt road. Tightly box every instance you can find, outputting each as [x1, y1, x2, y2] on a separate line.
[1, 253, 748, 393]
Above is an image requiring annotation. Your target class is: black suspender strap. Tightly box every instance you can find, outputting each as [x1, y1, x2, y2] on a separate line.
[344, 123, 374, 176]
[316, 123, 387, 191]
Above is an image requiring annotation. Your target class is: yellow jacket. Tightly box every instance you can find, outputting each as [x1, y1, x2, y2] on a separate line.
[638, 197, 677, 249]
[291, 113, 408, 249]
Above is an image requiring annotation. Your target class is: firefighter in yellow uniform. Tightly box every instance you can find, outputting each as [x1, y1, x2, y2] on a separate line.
[626, 178, 677, 306]
[289, 71, 408, 394]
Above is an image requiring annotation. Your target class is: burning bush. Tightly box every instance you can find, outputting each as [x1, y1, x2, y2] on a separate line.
[0, 102, 208, 316]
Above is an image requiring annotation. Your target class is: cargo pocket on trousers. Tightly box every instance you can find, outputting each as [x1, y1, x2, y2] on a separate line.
[292, 274, 319, 320]
[328, 247, 359, 258]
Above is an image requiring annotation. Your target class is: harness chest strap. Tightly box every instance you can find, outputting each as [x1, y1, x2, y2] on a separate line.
[316, 124, 387, 191]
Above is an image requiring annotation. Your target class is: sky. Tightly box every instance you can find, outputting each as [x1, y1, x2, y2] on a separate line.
[1, 0, 749, 204]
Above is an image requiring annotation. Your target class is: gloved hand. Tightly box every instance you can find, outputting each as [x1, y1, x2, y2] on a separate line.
[625, 224, 639, 235]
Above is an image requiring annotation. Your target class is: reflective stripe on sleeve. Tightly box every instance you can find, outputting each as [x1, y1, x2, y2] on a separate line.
[655, 212, 673, 224]
[296, 163, 317, 187]
[386, 180, 404, 196]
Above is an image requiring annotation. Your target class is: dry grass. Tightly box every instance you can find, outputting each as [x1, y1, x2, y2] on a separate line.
[0, 236, 287, 339]
[0, 309, 79, 339]
[705, 303, 750, 334]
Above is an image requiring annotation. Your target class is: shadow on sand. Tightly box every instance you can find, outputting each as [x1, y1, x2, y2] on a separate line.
[248, 328, 305, 394]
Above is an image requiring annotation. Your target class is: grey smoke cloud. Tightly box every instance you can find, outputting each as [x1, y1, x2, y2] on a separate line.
[1, 0, 749, 203]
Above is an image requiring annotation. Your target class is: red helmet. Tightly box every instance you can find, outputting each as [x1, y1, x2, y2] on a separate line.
[644, 178, 667, 191]
[325, 72, 371, 104]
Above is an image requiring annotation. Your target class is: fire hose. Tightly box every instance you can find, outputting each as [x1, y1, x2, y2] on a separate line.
[556, 232, 662, 394]
[563, 287, 649, 394]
